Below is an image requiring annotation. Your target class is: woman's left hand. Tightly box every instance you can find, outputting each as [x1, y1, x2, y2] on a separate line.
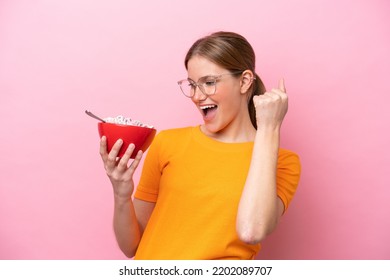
[253, 78, 288, 131]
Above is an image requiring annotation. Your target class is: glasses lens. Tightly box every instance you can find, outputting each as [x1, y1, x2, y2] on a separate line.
[179, 80, 194, 97]
[200, 78, 217, 95]
[178, 77, 218, 97]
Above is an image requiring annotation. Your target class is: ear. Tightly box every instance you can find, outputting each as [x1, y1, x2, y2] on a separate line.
[240, 70, 255, 95]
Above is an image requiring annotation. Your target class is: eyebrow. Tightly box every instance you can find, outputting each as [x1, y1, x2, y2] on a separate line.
[187, 74, 219, 82]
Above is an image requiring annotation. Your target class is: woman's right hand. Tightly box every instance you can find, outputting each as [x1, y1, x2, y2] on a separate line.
[100, 136, 143, 200]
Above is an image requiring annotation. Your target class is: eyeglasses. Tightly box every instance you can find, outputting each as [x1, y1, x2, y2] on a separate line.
[177, 71, 243, 98]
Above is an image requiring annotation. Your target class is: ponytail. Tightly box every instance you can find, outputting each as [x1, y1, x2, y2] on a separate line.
[248, 73, 266, 129]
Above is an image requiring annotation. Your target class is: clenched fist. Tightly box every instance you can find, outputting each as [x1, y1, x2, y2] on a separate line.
[253, 78, 288, 131]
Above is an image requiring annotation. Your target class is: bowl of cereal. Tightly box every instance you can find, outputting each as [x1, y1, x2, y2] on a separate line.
[94, 113, 156, 158]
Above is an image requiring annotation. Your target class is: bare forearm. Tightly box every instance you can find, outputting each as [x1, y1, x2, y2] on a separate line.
[237, 128, 281, 244]
[113, 197, 142, 258]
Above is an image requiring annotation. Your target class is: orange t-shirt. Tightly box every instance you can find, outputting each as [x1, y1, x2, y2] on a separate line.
[134, 126, 300, 259]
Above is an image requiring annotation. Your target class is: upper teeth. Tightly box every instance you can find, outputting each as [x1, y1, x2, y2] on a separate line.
[200, 105, 216, 110]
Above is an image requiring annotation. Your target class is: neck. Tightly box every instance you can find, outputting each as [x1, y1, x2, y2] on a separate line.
[200, 119, 256, 143]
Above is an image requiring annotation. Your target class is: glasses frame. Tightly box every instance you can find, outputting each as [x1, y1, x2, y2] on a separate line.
[177, 70, 243, 98]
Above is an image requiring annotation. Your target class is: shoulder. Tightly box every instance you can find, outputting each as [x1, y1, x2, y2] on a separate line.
[278, 148, 300, 161]
[153, 126, 194, 145]
[157, 126, 194, 138]
[278, 148, 301, 175]
[148, 126, 194, 156]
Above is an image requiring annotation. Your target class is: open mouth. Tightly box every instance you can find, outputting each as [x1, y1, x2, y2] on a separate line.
[200, 104, 218, 117]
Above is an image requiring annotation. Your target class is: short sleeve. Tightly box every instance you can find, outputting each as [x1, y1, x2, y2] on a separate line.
[134, 131, 164, 202]
[276, 149, 301, 213]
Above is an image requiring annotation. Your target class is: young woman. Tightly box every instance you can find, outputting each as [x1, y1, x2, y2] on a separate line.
[99, 31, 301, 260]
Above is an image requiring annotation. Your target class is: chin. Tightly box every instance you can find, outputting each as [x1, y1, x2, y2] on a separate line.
[202, 122, 225, 135]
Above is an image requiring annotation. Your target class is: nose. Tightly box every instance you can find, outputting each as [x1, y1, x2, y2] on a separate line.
[191, 86, 207, 101]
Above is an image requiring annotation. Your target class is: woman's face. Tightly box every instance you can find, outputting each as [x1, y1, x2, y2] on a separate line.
[186, 55, 252, 139]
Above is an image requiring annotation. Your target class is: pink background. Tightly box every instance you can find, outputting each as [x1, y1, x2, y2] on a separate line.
[0, 0, 389, 259]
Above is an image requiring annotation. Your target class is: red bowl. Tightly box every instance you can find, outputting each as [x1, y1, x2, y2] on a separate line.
[98, 122, 156, 158]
